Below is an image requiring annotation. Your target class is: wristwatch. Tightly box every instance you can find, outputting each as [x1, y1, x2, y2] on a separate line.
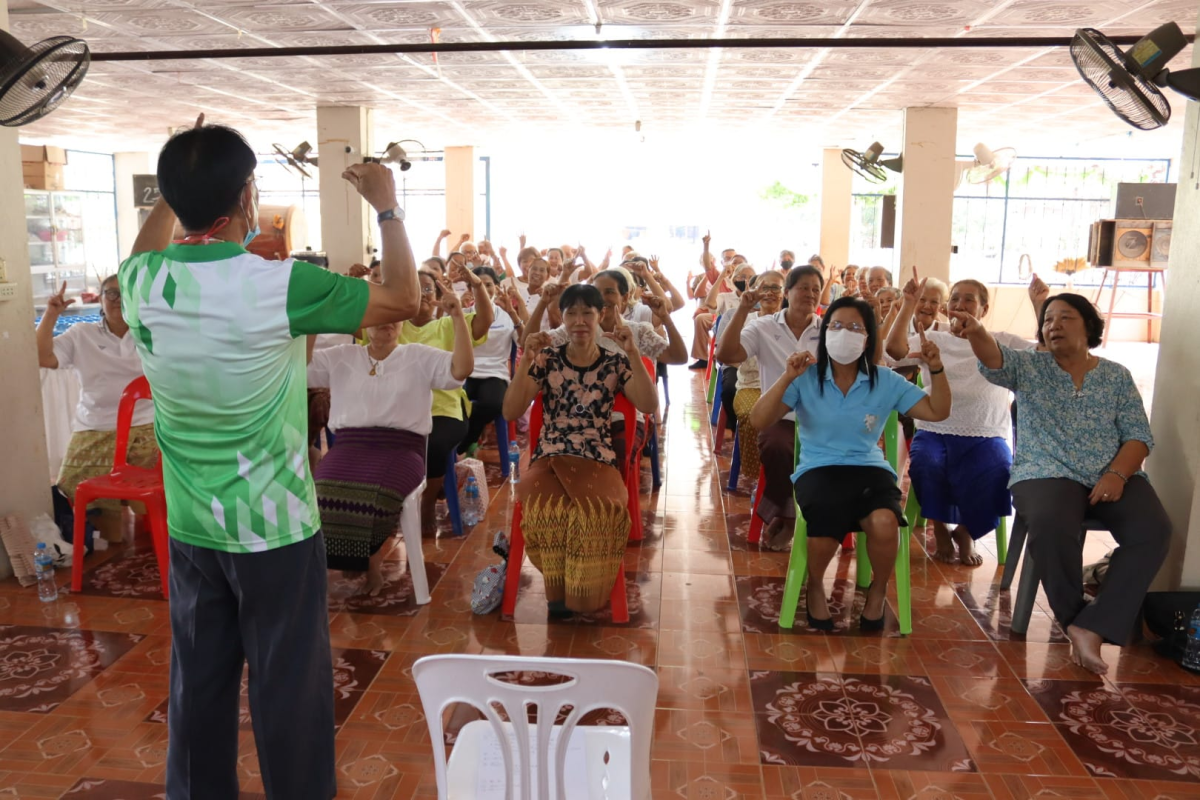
[377, 207, 405, 224]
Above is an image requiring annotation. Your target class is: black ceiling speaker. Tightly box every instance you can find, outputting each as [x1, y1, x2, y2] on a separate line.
[1072, 21, 1200, 131]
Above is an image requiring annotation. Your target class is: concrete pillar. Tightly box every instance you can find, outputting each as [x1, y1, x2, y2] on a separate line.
[819, 147, 852, 270]
[1147, 8, 1200, 590]
[114, 152, 152, 260]
[444, 146, 476, 243]
[896, 107, 958, 285]
[316, 106, 373, 274]
[0, 6, 52, 578]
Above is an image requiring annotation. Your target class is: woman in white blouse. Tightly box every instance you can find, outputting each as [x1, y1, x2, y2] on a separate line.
[37, 277, 157, 541]
[459, 266, 525, 456]
[885, 276, 1041, 565]
[307, 286, 474, 595]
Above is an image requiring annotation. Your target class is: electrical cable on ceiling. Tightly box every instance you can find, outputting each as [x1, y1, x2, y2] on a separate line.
[88, 34, 1192, 63]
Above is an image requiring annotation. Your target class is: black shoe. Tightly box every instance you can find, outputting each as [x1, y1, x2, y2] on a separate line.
[859, 613, 885, 632]
[859, 581, 885, 630]
[547, 600, 574, 619]
[806, 611, 834, 632]
[689, 359, 708, 371]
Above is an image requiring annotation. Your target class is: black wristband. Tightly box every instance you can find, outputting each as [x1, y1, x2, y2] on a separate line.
[929, 367, 945, 375]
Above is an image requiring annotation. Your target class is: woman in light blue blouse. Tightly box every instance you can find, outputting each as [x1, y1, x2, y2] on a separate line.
[956, 293, 1169, 676]
[751, 297, 952, 631]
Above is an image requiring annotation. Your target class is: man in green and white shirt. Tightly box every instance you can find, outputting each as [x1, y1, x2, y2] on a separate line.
[121, 119, 418, 799]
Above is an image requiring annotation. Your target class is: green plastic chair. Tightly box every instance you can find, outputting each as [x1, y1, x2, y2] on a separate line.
[779, 411, 914, 634]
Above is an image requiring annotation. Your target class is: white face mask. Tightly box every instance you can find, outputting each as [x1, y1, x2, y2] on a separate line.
[825, 328, 867, 365]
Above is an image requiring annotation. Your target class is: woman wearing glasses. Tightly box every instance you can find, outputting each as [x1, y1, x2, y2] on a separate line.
[730, 271, 784, 487]
[36, 276, 159, 542]
[397, 268, 493, 536]
[751, 296, 951, 631]
[716, 265, 825, 551]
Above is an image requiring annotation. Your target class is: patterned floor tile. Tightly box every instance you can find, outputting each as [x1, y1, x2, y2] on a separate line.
[959, 719, 1088, 776]
[0, 626, 142, 713]
[142, 648, 387, 731]
[930, 676, 1052, 724]
[872, 769, 993, 799]
[1093, 777, 1200, 798]
[983, 772, 1102, 798]
[1054, 719, 1200, 781]
[61, 777, 267, 798]
[326, 562, 447, 617]
[761, 765, 879, 799]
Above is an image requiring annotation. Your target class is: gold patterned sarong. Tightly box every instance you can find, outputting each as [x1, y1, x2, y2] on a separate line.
[517, 455, 630, 613]
[57, 424, 159, 513]
[733, 388, 762, 481]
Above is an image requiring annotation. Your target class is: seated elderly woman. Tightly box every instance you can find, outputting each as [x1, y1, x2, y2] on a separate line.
[957, 293, 1169, 675]
[709, 262, 760, 434]
[751, 296, 951, 630]
[911, 276, 950, 333]
[459, 266, 524, 456]
[887, 278, 1038, 566]
[37, 277, 158, 542]
[504, 285, 658, 615]
[731, 271, 785, 484]
[307, 288, 473, 595]
[399, 267, 493, 535]
[716, 265, 825, 551]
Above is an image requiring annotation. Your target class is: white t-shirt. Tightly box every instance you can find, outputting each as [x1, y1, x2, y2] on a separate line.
[307, 343, 461, 435]
[740, 311, 821, 423]
[472, 311, 520, 381]
[625, 303, 654, 325]
[53, 320, 153, 432]
[909, 330, 1035, 439]
[715, 292, 740, 318]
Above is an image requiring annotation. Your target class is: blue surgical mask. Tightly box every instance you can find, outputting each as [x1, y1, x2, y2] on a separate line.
[241, 186, 259, 247]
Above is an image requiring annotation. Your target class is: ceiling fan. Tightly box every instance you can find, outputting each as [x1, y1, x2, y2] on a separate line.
[272, 141, 317, 178]
[0, 29, 90, 127]
[841, 142, 903, 184]
[955, 143, 1017, 188]
[1072, 20, 1200, 131]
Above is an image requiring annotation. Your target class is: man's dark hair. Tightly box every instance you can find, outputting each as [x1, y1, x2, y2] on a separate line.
[473, 266, 500, 284]
[157, 125, 257, 232]
[559, 284, 604, 312]
[786, 264, 825, 292]
[1037, 293, 1104, 349]
[816, 296, 878, 395]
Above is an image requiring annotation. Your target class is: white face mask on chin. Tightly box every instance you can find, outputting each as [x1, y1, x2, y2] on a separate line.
[825, 329, 867, 365]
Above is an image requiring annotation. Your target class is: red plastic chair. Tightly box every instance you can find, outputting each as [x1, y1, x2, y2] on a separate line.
[501, 395, 631, 623]
[71, 376, 170, 599]
[620, 359, 657, 542]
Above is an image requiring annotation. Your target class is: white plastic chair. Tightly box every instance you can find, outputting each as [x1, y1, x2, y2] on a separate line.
[412, 654, 657, 800]
[400, 479, 431, 605]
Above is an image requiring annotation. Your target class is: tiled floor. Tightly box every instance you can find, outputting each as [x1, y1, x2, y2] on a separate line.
[2, 347, 1197, 799]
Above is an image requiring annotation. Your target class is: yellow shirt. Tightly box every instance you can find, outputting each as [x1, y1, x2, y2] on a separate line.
[395, 312, 486, 420]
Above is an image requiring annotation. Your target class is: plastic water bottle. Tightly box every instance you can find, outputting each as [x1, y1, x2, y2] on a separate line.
[1184, 605, 1200, 673]
[508, 441, 521, 484]
[35, 543, 58, 603]
[462, 476, 483, 527]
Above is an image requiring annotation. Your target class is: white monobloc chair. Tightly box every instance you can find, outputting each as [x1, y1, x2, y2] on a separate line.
[412, 654, 657, 800]
[399, 479, 431, 604]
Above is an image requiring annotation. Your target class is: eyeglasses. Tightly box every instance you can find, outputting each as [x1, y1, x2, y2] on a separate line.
[102, 289, 121, 301]
[828, 321, 866, 333]
[757, 285, 783, 294]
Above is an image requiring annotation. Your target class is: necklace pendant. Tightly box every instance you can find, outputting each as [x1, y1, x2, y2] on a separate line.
[369, 366, 377, 376]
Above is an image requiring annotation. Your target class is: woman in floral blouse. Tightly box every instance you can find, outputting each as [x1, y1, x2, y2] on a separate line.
[503, 284, 658, 615]
[956, 293, 1169, 676]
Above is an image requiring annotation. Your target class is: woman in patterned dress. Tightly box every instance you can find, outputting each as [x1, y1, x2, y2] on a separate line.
[959, 293, 1170, 676]
[503, 284, 659, 615]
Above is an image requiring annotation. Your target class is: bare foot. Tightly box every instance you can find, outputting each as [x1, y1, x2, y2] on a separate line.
[930, 521, 957, 563]
[362, 570, 388, 597]
[1066, 624, 1109, 675]
[952, 527, 984, 567]
[762, 519, 793, 552]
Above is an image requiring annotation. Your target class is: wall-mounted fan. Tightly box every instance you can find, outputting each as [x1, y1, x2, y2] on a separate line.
[1072, 21, 1200, 131]
[841, 142, 902, 184]
[272, 141, 317, 178]
[0, 30, 90, 127]
[955, 143, 1017, 188]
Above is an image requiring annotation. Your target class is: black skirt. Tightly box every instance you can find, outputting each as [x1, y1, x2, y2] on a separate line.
[793, 465, 907, 540]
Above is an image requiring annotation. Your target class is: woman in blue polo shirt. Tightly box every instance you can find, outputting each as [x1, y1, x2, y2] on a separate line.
[751, 296, 951, 631]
